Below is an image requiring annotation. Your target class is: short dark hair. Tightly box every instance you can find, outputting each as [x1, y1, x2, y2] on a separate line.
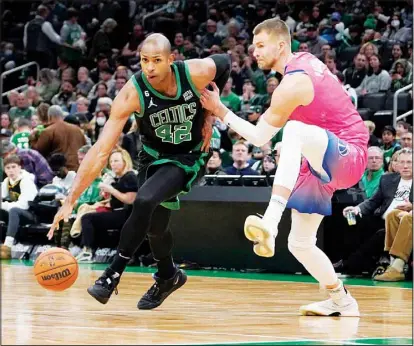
[67, 7, 78, 19]
[4, 154, 22, 167]
[397, 120, 410, 130]
[49, 153, 67, 170]
[382, 125, 396, 136]
[211, 149, 222, 159]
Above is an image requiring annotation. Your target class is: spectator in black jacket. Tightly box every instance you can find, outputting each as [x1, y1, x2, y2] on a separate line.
[343, 53, 368, 88]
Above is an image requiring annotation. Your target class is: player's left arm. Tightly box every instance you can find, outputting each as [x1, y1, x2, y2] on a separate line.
[186, 54, 231, 93]
[200, 73, 314, 147]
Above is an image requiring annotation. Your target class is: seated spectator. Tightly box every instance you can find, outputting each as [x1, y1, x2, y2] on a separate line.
[400, 131, 412, 149]
[339, 150, 412, 274]
[260, 154, 277, 176]
[220, 77, 241, 113]
[390, 59, 413, 91]
[396, 120, 410, 140]
[360, 146, 385, 198]
[30, 103, 50, 142]
[89, 18, 117, 59]
[356, 54, 391, 96]
[304, 23, 328, 56]
[8, 93, 35, 120]
[11, 118, 31, 149]
[89, 54, 110, 84]
[384, 43, 405, 71]
[364, 120, 380, 147]
[359, 42, 378, 61]
[49, 153, 77, 195]
[373, 149, 413, 281]
[343, 54, 368, 89]
[88, 82, 109, 113]
[324, 52, 339, 74]
[76, 67, 94, 96]
[1, 140, 54, 188]
[36, 68, 61, 103]
[72, 97, 93, 122]
[381, 125, 401, 169]
[1, 113, 13, 132]
[7, 90, 19, 108]
[336, 71, 357, 106]
[388, 151, 401, 173]
[260, 77, 280, 110]
[225, 141, 259, 176]
[25, 86, 43, 107]
[0, 155, 38, 259]
[31, 105, 86, 171]
[298, 42, 309, 52]
[205, 150, 226, 176]
[92, 110, 109, 143]
[51, 80, 77, 112]
[122, 24, 145, 59]
[76, 148, 138, 262]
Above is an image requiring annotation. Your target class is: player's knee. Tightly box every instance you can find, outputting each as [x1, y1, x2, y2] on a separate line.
[287, 233, 316, 260]
[133, 193, 157, 213]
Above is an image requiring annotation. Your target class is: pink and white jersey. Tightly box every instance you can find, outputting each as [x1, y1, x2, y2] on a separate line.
[285, 52, 369, 150]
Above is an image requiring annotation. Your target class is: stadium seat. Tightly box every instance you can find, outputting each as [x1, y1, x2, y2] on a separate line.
[338, 46, 360, 66]
[372, 111, 394, 136]
[357, 108, 374, 120]
[359, 93, 387, 111]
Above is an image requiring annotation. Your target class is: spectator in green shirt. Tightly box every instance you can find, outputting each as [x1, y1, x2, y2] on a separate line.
[360, 146, 385, 198]
[60, 7, 85, 66]
[220, 77, 241, 113]
[8, 93, 35, 121]
[11, 118, 32, 149]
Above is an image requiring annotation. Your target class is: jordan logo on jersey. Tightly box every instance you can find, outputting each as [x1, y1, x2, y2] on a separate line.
[148, 97, 157, 108]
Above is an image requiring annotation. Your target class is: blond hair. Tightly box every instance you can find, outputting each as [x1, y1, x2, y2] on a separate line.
[109, 147, 133, 175]
[364, 120, 376, 134]
[253, 18, 291, 43]
[360, 42, 378, 56]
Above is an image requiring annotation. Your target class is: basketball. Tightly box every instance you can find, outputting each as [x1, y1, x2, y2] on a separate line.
[34, 248, 79, 291]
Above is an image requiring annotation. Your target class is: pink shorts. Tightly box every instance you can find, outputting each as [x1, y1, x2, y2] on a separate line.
[286, 131, 367, 215]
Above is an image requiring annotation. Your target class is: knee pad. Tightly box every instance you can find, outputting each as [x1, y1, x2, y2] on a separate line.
[288, 233, 317, 260]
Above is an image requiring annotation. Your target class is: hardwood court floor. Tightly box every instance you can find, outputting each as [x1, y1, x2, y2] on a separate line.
[1, 262, 412, 345]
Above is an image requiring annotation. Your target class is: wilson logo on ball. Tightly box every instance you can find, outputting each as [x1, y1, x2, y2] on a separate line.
[41, 269, 71, 281]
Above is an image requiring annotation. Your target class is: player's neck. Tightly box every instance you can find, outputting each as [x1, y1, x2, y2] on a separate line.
[274, 52, 294, 76]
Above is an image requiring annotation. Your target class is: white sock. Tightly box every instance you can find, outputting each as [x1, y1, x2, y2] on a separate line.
[391, 258, 405, 273]
[327, 280, 351, 306]
[262, 195, 287, 236]
[4, 236, 15, 248]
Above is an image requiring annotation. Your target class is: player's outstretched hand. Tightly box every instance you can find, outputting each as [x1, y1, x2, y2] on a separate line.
[200, 82, 221, 114]
[47, 201, 74, 240]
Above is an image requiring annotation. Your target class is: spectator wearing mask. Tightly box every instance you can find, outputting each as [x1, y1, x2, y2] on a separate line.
[76, 149, 138, 262]
[31, 105, 86, 171]
[1, 140, 54, 188]
[51, 80, 77, 112]
[360, 146, 385, 198]
[390, 59, 413, 91]
[23, 5, 62, 68]
[49, 153, 77, 195]
[400, 132, 412, 149]
[381, 125, 402, 169]
[364, 120, 381, 147]
[92, 110, 109, 143]
[0, 155, 38, 259]
[225, 141, 259, 176]
[343, 54, 368, 88]
[76, 67, 94, 96]
[11, 118, 31, 149]
[220, 77, 241, 113]
[381, 14, 402, 42]
[356, 54, 391, 96]
[36, 68, 61, 103]
[8, 93, 35, 121]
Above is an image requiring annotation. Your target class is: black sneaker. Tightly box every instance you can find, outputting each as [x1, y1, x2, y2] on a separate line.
[87, 268, 120, 304]
[137, 269, 187, 310]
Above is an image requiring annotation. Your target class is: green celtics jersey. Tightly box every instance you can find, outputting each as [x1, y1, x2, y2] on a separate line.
[132, 61, 204, 155]
[11, 131, 30, 149]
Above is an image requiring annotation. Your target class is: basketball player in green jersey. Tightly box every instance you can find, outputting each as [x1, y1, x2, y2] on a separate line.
[48, 33, 230, 309]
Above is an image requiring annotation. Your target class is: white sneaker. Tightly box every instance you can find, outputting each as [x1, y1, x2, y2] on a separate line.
[299, 295, 360, 317]
[244, 215, 276, 257]
[76, 251, 93, 263]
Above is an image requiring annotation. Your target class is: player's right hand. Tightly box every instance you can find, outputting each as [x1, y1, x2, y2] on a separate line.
[342, 206, 360, 217]
[47, 201, 74, 240]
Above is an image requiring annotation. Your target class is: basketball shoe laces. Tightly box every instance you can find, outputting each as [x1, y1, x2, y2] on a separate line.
[95, 271, 119, 295]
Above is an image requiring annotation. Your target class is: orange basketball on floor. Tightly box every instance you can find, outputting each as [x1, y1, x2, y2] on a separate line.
[34, 248, 79, 291]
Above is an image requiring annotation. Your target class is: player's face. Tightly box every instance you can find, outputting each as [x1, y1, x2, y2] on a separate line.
[140, 46, 174, 85]
[253, 32, 283, 70]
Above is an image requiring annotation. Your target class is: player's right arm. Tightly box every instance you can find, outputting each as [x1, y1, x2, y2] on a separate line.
[48, 80, 140, 237]
[200, 73, 313, 147]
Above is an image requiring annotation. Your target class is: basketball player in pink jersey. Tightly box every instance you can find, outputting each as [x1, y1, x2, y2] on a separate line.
[200, 18, 368, 317]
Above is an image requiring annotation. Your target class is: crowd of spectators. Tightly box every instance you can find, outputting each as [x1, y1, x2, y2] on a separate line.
[0, 0, 412, 279]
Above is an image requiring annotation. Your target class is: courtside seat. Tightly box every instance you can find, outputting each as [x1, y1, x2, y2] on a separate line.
[359, 93, 387, 111]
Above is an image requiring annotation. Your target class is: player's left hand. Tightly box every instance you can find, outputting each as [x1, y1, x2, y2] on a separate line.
[200, 82, 221, 114]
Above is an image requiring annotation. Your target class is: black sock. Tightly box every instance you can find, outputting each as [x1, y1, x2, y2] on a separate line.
[156, 255, 176, 280]
[109, 253, 130, 275]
